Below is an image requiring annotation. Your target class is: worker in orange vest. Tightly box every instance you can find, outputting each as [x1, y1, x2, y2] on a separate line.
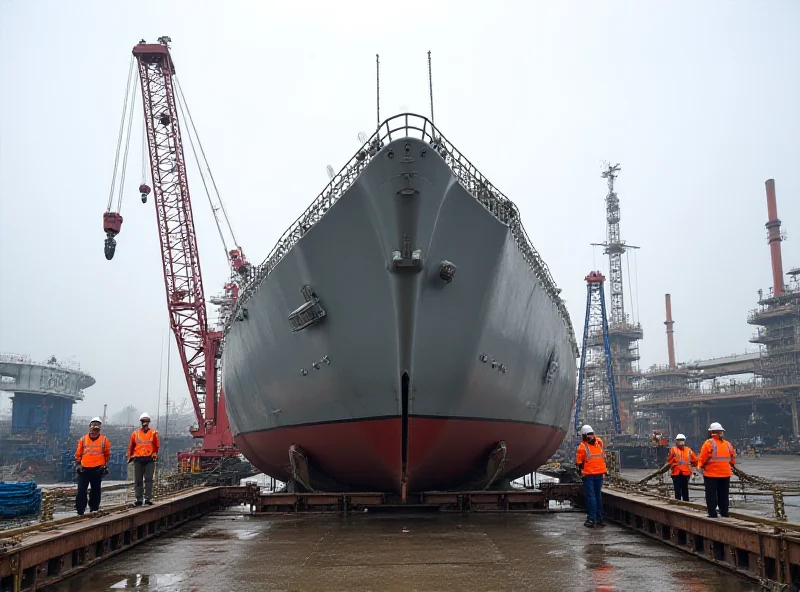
[576, 424, 607, 528]
[74, 417, 111, 515]
[697, 422, 736, 518]
[668, 433, 697, 501]
[127, 412, 160, 506]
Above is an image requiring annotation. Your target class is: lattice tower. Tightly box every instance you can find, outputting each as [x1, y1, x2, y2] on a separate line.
[574, 272, 622, 437]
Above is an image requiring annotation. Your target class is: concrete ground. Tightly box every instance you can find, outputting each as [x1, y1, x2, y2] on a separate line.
[44, 508, 760, 592]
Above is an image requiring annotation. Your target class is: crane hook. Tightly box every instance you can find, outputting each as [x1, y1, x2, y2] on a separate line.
[139, 183, 151, 204]
[104, 237, 117, 260]
[103, 212, 123, 260]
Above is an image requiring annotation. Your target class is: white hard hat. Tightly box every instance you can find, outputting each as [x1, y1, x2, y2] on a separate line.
[675, 434, 686, 441]
[708, 422, 724, 431]
[580, 425, 595, 435]
[90, 417, 102, 425]
[139, 412, 151, 421]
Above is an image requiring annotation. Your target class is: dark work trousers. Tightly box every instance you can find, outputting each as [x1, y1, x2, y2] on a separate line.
[134, 458, 156, 502]
[672, 474, 690, 501]
[75, 466, 104, 514]
[582, 475, 604, 522]
[703, 476, 730, 517]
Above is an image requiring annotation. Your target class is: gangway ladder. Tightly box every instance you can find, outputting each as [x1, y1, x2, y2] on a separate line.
[572, 271, 622, 440]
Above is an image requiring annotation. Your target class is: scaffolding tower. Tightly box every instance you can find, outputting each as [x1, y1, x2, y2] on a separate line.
[747, 180, 800, 440]
[748, 268, 800, 438]
[574, 271, 622, 437]
[591, 163, 643, 426]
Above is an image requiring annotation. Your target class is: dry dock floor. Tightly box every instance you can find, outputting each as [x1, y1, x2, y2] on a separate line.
[37, 456, 799, 591]
[44, 509, 759, 592]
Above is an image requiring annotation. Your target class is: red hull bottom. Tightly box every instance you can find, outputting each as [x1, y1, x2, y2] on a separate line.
[234, 417, 565, 492]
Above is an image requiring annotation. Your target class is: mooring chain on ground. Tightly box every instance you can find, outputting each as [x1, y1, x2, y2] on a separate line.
[732, 466, 793, 522]
[625, 463, 794, 522]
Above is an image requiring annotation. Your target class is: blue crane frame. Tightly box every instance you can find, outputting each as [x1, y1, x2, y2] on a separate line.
[573, 273, 622, 436]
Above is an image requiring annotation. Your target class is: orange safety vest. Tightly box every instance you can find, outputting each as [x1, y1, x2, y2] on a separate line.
[698, 436, 735, 478]
[130, 428, 158, 458]
[75, 434, 109, 468]
[668, 446, 696, 476]
[576, 438, 607, 476]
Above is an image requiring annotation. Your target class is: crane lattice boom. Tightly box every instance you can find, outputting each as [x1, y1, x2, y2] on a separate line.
[133, 41, 212, 426]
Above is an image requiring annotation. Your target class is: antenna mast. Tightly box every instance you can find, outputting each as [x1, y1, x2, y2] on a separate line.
[376, 54, 381, 128]
[427, 50, 435, 124]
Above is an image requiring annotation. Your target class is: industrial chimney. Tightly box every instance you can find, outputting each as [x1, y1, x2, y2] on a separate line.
[765, 179, 785, 298]
[664, 294, 676, 369]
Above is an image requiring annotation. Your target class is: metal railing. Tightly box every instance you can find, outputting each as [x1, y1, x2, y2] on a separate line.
[0, 353, 83, 372]
[225, 113, 577, 353]
[636, 374, 800, 404]
[748, 301, 800, 323]
[0, 353, 32, 364]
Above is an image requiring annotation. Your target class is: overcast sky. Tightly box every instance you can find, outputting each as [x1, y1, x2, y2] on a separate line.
[1, 0, 798, 421]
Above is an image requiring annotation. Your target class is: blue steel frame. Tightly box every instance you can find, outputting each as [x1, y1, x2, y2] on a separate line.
[573, 276, 622, 436]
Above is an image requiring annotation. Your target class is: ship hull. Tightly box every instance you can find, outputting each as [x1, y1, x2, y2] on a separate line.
[235, 417, 564, 492]
[223, 129, 577, 493]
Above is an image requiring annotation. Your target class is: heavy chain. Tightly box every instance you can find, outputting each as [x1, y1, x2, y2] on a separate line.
[732, 466, 791, 522]
[40, 491, 55, 522]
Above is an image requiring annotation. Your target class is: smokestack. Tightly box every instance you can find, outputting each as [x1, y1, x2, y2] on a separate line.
[664, 294, 676, 369]
[102, 404, 107, 424]
[765, 179, 785, 298]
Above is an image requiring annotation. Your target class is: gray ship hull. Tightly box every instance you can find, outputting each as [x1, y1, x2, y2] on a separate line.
[223, 116, 577, 492]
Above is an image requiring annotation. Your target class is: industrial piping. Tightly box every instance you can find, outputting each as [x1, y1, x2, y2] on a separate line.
[764, 179, 785, 298]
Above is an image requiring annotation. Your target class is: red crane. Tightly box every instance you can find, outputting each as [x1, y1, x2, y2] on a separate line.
[103, 36, 247, 468]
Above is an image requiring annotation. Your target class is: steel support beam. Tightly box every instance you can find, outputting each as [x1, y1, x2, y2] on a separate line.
[248, 484, 582, 514]
[601, 488, 800, 588]
[0, 487, 223, 591]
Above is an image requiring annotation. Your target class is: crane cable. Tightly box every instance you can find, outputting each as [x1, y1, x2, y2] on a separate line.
[115, 73, 137, 214]
[106, 55, 136, 213]
[173, 77, 229, 260]
[141, 117, 147, 185]
[174, 76, 240, 253]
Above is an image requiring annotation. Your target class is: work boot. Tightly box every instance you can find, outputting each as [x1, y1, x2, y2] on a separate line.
[595, 519, 606, 527]
[583, 519, 595, 528]
[144, 500, 153, 506]
[133, 501, 143, 507]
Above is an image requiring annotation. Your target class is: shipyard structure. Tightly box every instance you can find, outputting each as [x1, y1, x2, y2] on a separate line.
[0, 354, 96, 480]
[634, 179, 800, 452]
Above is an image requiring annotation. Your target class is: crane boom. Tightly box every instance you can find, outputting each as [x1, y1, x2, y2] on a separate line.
[133, 39, 211, 426]
[102, 36, 240, 464]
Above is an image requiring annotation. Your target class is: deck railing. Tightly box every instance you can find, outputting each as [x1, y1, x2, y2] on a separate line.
[226, 113, 577, 353]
